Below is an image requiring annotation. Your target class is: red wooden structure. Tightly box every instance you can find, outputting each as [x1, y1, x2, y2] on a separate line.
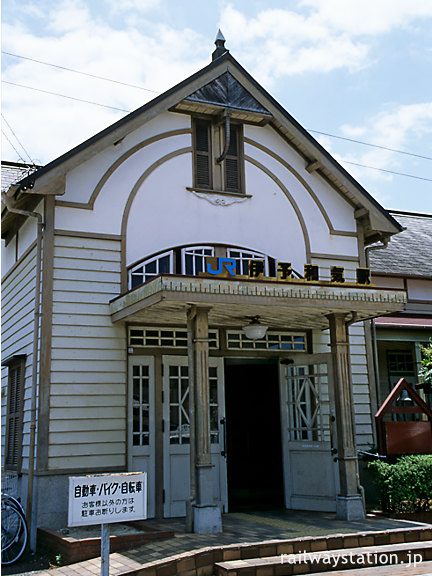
[375, 378, 432, 455]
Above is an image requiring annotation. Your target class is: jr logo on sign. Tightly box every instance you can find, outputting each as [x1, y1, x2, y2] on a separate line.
[206, 257, 237, 277]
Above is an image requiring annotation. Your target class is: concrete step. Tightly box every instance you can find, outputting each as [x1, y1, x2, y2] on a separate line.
[214, 540, 432, 575]
[307, 560, 432, 576]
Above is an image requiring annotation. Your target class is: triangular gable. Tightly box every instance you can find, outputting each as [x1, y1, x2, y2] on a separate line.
[185, 71, 270, 115]
[375, 378, 432, 420]
[2, 48, 403, 243]
[375, 378, 432, 455]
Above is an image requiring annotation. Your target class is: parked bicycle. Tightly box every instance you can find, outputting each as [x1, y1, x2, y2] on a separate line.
[1, 493, 28, 565]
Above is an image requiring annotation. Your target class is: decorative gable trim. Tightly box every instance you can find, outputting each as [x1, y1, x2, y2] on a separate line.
[6, 51, 402, 242]
[185, 71, 270, 115]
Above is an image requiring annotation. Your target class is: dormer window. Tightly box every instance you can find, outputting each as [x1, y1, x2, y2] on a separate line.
[193, 117, 243, 195]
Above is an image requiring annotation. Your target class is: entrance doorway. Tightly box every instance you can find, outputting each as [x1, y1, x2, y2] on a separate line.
[224, 360, 284, 511]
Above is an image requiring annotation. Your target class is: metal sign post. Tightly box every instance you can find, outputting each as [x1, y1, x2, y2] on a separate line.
[68, 472, 147, 576]
[101, 524, 110, 576]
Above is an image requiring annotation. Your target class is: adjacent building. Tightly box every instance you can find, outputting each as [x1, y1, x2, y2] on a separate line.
[369, 211, 432, 407]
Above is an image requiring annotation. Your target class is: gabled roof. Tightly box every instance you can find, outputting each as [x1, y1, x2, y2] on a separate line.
[370, 211, 432, 277]
[1, 161, 40, 193]
[2, 47, 403, 243]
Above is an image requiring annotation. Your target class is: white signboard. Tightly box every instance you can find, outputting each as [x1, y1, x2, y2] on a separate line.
[68, 472, 147, 527]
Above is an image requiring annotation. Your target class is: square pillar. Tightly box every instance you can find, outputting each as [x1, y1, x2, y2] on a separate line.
[188, 305, 222, 533]
[327, 312, 365, 520]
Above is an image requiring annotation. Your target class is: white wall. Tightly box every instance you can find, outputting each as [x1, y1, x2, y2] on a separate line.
[46, 107, 372, 468]
[48, 233, 126, 470]
[54, 113, 359, 278]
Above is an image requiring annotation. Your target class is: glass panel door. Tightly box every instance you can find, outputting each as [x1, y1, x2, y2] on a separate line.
[280, 354, 338, 512]
[128, 356, 155, 517]
[163, 356, 227, 517]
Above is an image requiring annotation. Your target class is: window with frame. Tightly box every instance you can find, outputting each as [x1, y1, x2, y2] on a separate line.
[4, 357, 26, 471]
[129, 251, 173, 289]
[193, 118, 243, 194]
[182, 246, 214, 276]
[128, 245, 275, 288]
[227, 248, 269, 276]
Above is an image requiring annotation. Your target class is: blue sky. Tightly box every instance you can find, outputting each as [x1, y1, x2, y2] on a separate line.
[2, 0, 432, 212]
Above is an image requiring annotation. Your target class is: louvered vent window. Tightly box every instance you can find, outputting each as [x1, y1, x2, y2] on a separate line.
[5, 361, 25, 471]
[194, 119, 211, 188]
[193, 118, 243, 194]
[225, 124, 241, 193]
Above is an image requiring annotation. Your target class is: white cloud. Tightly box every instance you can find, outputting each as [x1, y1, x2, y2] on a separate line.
[218, 2, 432, 84]
[45, 0, 92, 34]
[107, 0, 160, 13]
[300, 0, 432, 35]
[340, 102, 432, 162]
[326, 102, 432, 205]
[1, 0, 207, 164]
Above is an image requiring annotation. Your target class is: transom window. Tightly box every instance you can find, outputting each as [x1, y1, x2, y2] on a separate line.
[129, 327, 219, 349]
[129, 250, 173, 289]
[227, 248, 269, 276]
[182, 246, 214, 276]
[227, 331, 306, 351]
[128, 245, 274, 289]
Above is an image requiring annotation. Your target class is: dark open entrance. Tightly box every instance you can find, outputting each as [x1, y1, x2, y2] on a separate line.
[224, 359, 284, 511]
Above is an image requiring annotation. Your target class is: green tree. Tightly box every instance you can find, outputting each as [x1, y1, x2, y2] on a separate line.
[419, 340, 432, 387]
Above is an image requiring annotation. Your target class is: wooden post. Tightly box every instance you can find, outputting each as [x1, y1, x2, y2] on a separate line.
[327, 312, 365, 520]
[188, 305, 222, 533]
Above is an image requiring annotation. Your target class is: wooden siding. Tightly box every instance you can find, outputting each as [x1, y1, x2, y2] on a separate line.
[1, 245, 37, 470]
[49, 234, 126, 471]
[313, 322, 373, 449]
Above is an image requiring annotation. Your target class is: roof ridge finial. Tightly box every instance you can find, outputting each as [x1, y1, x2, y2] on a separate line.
[212, 29, 228, 61]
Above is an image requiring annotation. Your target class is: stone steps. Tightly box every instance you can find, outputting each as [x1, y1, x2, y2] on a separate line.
[214, 539, 432, 575]
[307, 561, 432, 576]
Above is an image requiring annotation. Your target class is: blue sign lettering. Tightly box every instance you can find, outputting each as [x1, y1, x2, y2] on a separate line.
[206, 258, 237, 277]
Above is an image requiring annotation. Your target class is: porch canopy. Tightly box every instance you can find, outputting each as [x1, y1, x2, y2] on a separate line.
[110, 274, 406, 526]
[110, 274, 406, 328]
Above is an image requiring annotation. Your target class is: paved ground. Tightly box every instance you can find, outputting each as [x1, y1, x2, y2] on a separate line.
[18, 510, 432, 576]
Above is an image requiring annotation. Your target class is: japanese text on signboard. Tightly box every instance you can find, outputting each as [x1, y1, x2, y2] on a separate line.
[68, 473, 147, 527]
[204, 257, 371, 285]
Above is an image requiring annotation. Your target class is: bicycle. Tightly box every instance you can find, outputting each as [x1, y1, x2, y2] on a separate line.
[1, 493, 28, 565]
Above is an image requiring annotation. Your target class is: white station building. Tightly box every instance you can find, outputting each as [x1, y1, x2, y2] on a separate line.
[2, 35, 408, 534]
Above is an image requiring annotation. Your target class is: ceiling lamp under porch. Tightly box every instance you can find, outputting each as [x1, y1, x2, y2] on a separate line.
[242, 316, 268, 340]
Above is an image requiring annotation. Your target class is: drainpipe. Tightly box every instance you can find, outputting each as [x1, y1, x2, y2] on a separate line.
[365, 239, 389, 417]
[216, 110, 231, 164]
[2, 192, 44, 547]
[343, 311, 368, 513]
[185, 309, 196, 532]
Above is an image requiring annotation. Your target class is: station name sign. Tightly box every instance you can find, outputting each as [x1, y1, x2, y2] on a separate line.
[203, 257, 372, 286]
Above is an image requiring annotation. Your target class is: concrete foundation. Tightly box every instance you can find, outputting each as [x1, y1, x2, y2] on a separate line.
[336, 495, 366, 520]
[193, 504, 222, 534]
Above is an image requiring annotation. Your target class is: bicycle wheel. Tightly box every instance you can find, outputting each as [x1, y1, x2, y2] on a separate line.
[1, 498, 20, 551]
[2, 494, 26, 518]
[1, 502, 28, 565]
